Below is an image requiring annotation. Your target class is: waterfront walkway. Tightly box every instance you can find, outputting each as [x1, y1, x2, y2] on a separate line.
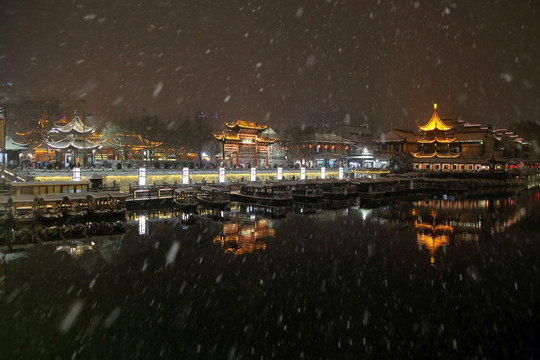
[14, 167, 356, 191]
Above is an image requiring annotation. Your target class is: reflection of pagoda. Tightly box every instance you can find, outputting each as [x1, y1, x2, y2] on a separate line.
[412, 104, 459, 159]
[213, 213, 275, 255]
[214, 120, 276, 168]
[414, 210, 453, 265]
[45, 110, 101, 166]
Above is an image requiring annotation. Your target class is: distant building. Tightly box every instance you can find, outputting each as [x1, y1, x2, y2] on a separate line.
[373, 128, 418, 156]
[410, 105, 524, 172]
[287, 131, 353, 168]
[261, 127, 289, 167]
[373, 104, 531, 173]
[214, 120, 276, 168]
[2, 136, 28, 168]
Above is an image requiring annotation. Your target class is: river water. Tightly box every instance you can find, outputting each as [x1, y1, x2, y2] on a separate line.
[1, 190, 539, 359]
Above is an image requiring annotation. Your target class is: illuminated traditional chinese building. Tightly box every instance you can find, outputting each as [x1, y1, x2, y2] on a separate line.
[45, 110, 101, 167]
[409, 105, 519, 172]
[214, 120, 276, 168]
[412, 104, 459, 159]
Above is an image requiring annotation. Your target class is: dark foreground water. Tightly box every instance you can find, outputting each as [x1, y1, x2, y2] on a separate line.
[1, 191, 540, 359]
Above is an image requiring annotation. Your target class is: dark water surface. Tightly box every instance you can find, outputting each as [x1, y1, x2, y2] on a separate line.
[1, 191, 540, 359]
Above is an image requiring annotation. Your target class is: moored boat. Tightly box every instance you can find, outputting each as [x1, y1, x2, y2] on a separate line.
[289, 180, 325, 204]
[62, 193, 89, 220]
[173, 187, 199, 212]
[231, 182, 292, 206]
[34, 194, 64, 222]
[9, 195, 36, 225]
[87, 192, 127, 218]
[196, 186, 231, 209]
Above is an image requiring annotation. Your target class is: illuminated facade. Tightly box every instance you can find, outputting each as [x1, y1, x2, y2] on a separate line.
[412, 104, 459, 159]
[409, 104, 523, 172]
[214, 120, 276, 168]
[288, 131, 353, 168]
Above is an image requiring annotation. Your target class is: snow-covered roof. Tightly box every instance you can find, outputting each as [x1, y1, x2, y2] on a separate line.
[52, 111, 95, 134]
[45, 138, 101, 150]
[5, 136, 29, 151]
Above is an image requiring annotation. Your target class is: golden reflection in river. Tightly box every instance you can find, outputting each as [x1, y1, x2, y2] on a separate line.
[414, 211, 452, 265]
[56, 241, 94, 257]
[410, 196, 530, 264]
[213, 213, 276, 255]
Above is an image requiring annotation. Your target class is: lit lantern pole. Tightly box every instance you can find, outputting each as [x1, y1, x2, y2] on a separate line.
[300, 166, 306, 180]
[219, 167, 225, 183]
[72, 167, 81, 181]
[321, 167, 326, 179]
[277, 167, 283, 181]
[182, 167, 189, 184]
[138, 167, 146, 186]
[250, 167, 257, 181]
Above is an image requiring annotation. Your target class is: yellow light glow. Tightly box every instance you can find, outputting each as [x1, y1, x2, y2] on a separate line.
[418, 107, 452, 131]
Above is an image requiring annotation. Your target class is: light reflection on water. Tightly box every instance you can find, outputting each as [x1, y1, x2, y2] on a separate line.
[1, 190, 540, 359]
[116, 188, 537, 266]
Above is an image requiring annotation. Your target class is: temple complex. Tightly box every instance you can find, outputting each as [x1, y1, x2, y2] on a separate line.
[408, 104, 522, 172]
[214, 120, 276, 168]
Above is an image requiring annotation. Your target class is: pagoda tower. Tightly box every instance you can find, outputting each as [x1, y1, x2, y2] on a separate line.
[214, 120, 276, 168]
[412, 104, 459, 159]
[45, 110, 101, 166]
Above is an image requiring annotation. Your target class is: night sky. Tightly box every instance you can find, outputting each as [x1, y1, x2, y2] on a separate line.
[1, 0, 538, 131]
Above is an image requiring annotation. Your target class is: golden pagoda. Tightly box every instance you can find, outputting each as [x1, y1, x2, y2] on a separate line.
[412, 104, 459, 159]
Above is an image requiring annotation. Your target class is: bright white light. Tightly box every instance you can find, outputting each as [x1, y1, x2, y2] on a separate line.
[277, 167, 283, 180]
[182, 167, 189, 184]
[360, 208, 372, 221]
[219, 167, 225, 183]
[138, 168, 146, 186]
[250, 167, 257, 181]
[321, 167, 326, 179]
[139, 215, 147, 235]
[72, 167, 81, 181]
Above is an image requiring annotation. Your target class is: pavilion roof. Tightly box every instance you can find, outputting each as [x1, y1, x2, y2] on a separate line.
[52, 110, 95, 134]
[214, 131, 241, 142]
[418, 104, 452, 132]
[5, 136, 29, 151]
[45, 138, 101, 150]
[224, 120, 268, 131]
[374, 128, 417, 143]
[213, 131, 276, 144]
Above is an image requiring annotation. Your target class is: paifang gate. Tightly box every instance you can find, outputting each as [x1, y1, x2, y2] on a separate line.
[214, 120, 276, 168]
